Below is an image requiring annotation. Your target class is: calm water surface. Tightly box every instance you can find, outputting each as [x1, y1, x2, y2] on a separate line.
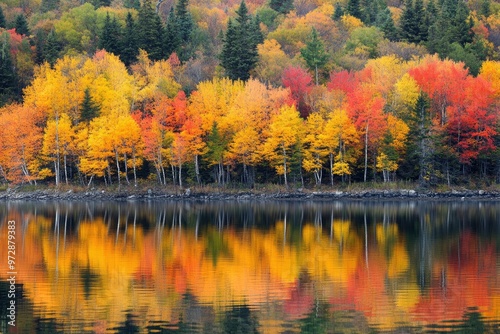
[1, 200, 500, 333]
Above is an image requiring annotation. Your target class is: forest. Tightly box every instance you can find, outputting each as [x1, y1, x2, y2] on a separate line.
[0, 0, 500, 188]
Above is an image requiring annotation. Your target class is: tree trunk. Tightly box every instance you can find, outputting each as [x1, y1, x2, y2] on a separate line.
[194, 155, 201, 184]
[132, 149, 137, 187]
[124, 153, 130, 185]
[115, 150, 121, 186]
[178, 162, 183, 188]
[329, 153, 333, 187]
[63, 154, 68, 185]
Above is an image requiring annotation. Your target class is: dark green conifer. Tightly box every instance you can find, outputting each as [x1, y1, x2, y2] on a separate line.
[41, 0, 59, 12]
[15, 14, 30, 36]
[0, 33, 18, 106]
[120, 12, 139, 66]
[346, 0, 363, 21]
[43, 30, 61, 66]
[301, 28, 328, 85]
[0, 7, 5, 29]
[164, 8, 181, 57]
[124, 0, 141, 10]
[377, 8, 398, 41]
[99, 12, 122, 55]
[137, 0, 165, 60]
[269, 0, 294, 15]
[220, 1, 261, 81]
[333, 3, 344, 21]
[80, 88, 100, 123]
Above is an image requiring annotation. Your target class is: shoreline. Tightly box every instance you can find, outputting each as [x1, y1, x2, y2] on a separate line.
[0, 188, 499, 201]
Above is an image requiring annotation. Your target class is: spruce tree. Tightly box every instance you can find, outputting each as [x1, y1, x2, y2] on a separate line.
[175, 0, 193, 43]
[43, 30, 61, 66]
[0, 33, 18, 106]
[99, 12, 122, 55]
[301, 28, 328, 85]
[333, 3, 344, 21]
[0, 7, 5, 29]
[120, 12, 139, 66]
[414, 0, 427, 42]
[220, 1, 261, 81]
[124, 0, 141, 10]
[346, 0, 363, 21]
[137, 0, 165, 60]
[15, 14, 30, 36]
[164, 8, 181, 57]
[480, 0, 491, 18]
[377, 8, 398, 41]
[80, 88, 100, 123]
[269, 0, 294, 15]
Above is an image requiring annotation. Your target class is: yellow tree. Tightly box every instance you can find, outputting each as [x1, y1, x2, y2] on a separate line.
[262, 105, 304, 187]
[302, 112, 327, 185]
[42, 113, 76, 185]
[320, 109, 359, 185]
[376, 115, 410, 182]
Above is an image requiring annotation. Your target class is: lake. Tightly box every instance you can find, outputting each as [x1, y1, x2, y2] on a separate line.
[0, 200, 499, 333]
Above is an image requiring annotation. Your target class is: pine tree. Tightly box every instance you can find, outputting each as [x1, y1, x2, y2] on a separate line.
[15, 14, 30, 36]
[43, 30, 61, 66]
[124, 0, 141, 10]
[333, 3, 344, 21]
[377, 8, 398, 41]
[0, 7, 5, 29]
[164, 8, 181, 57]
[220, 1, 261, 81]
[137, 0, 165, 60]
[414, 0, 427, 42]
[346, 0, 363, 21]
[269, 0, 294, 14]
[300, 28, 328, 85]
[175, 0, 193, 43]
[0, 33, 18, 106]
[99, 12, 122, 55]
[480, 0, 491, 18]
[80, 88, 100, 123]
[120, 12, 139, 66]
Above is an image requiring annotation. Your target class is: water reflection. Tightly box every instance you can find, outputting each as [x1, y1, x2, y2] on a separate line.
[0, 200, 499, 333]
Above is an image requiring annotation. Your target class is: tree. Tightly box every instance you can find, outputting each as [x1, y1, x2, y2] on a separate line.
[175, 0, 193, 44]
[302, 113, 327, 185]
[346, 0, 363, 21]
[282, 66, 313, 118]
[0, 33, 18, 106]
[99, 12, 122, 56]
[0, 7, 5, 28]
[333, 3, 344, 21]
[80, 88, 100, 123]
[376, 8, 398, 42]
[262, 105, 303, 187]
[15, 14, 30, 36]
[137, 0, 165, 61]
[301, 28, 329, 85]
[164, 8, 181, 57]
[120, 12, 139, 66]
[220, 1, 261, 81]
[41, 0, 59, 12]
[270, 0, 294, 15]
[42, 30, 61, 66]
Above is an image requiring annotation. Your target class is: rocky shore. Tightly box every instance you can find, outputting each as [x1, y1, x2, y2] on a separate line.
[0, 188, 499, 201]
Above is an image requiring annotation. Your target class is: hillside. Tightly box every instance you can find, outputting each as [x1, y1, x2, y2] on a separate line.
[0, 0, 499, 188]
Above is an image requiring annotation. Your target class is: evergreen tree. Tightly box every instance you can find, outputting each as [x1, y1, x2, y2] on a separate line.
[269, 0, 294, 15]
[414, 0, 427, 42]
[34, 29, 45, 65]
[43, 30, 61, 66]
[300, 28, 328, 85]
[137, 0, 165, 60]
[15, 14, 30, 36]
[164, 8, 181, 57]
[120, 12, 139, 66]
[175, 0, 193, 43]
[480, 0, 491, 18]
[333, 3, 344, 21]
[124, 0, 141, 10]
[453, 1, 473, 46]
[0, 7, 5, 29]
[99, 12, 122, 55]
[377, 8, 398, 41]
[346, 0, 363, 21]
[400, 0, 417, 43]
[92, 0, 111, 8]
[80, 88, 100, 123]
[0, 33, 18, 106]
[220, 1, 261, 81]
[41, 0, 59, 12]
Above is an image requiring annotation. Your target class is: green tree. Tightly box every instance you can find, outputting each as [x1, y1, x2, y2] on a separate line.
[0, 33, 18, 106]
[0, 7, 5, 29]
[300, 28, 328, 85]
[43, 30, 61, 66]
[333, 3, 344, 21]
[120, 12, 138, 66]
[346, 0, 363, 21]
[99, 12, 122, 55]
[15, 14, 30, 36]
[377, 7, 398, 41]
[480, 0, 491, 17]
[269, 0, 294, 15]
[175, 0, 193, 43]
[137, 0, 165, 60]
[124, 0, 140, 10]
[220, 1, 261, 81]
[80, 88, 100, 123]
[164, 8, 181, 57]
